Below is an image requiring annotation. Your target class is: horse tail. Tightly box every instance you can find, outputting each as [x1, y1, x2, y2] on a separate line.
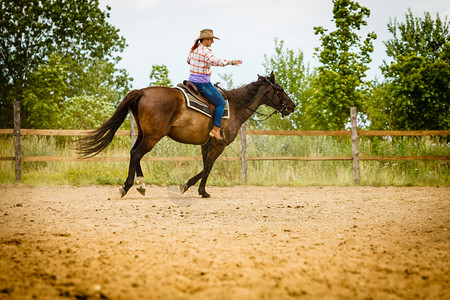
[77, 89, 144, 158]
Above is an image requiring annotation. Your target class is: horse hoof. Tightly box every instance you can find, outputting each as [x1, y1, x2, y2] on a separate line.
[201, 192, 211, 198]
[136, 186, 146, 196]
[136, 177, 146, 196]
[180, 183, 189, 194]
[119, 187, 127, 198]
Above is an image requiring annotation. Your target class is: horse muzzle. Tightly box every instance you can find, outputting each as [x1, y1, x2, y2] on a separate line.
[280, 104, 295, 116]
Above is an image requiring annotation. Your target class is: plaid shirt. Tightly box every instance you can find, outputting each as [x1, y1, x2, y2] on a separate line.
[187, 43, 228, 75]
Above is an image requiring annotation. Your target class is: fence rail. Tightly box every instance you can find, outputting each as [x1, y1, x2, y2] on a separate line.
[1, 155, 447, 162]
[0, 129, 130, 136]
[246, 129, 449, 136]
[3, 128, 447, 137]
[1, 102, 449, 184]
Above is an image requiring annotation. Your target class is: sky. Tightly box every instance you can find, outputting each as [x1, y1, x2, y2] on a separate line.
[98, 0, 449, 89]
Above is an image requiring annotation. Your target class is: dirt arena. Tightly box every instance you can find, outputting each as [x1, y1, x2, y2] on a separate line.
[0, 184, 449, 299]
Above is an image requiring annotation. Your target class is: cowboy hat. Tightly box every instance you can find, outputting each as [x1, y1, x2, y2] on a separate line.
[195, 29, 220, 42]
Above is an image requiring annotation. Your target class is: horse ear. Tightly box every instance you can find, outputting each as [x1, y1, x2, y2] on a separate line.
[269, 71, 275, 81]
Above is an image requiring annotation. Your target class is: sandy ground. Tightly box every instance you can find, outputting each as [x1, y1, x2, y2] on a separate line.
[0, 184, 449, 300]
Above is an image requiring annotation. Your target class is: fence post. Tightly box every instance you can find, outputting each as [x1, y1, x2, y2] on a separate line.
[240, 122, 247, 184]
[14, 101, 21, 182]
[350, 107, 360, 184]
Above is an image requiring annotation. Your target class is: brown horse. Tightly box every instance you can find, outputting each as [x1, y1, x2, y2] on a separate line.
[77, 72, 295, 198]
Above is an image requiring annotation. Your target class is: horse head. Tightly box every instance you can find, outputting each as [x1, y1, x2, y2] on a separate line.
[257, 72, 296, 117]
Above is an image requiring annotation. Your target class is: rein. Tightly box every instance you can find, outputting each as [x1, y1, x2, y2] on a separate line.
[214, 77, 287, 123]
[244, 105, 279, 122]
[215, 82, 278, 122]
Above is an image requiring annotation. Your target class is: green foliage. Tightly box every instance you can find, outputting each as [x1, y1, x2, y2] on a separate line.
[311, 0, 376, 130]
[63, 55, 132, 102]
[0, 0, 130, 128]
[373, 10, 450, 130]
[59, 95, 120, 129]
[19, 53, 132, 129]
[149, 65, 172, 87]
[20, 52, 129, 129]
[262, 39, 315, 130]
[364, 81, 392, 130]
[384, 9, 448, 63]
[22, 54, 68, 128]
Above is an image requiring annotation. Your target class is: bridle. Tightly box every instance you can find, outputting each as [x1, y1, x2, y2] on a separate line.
[264, 77, 290, 116]
[244, 76, 290, 121]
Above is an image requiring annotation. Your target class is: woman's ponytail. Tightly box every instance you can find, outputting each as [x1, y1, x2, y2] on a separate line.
[191, 39, 202, 52]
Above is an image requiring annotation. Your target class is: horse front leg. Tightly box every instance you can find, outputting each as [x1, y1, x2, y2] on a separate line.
[180, 171, 203, 194]
[198, 168, 214, 198]
[198, 141, 225, 198]
[181, 167, 215, 198]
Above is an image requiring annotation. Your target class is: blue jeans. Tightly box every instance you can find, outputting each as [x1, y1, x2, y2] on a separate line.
[192, 82, 226, 128]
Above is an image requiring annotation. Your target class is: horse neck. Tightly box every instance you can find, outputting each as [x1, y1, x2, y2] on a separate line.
[228, 83, 263, 124]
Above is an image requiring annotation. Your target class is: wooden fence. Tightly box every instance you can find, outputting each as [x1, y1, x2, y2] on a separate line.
[1, 102, 449, 184]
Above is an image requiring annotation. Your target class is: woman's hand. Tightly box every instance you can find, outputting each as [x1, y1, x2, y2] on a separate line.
[230, 60, 243, 66]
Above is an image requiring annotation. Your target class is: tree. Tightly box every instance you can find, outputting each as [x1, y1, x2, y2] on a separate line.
[60, 95, 119, 129]
[262, 38, 315, 130]
[364, 81, 392, 130]
[384, 9, 448, 63]
[374, 10, 450, 130]
[149, 65, 172, 87]
[20, 53, 132, 129]
[0, 0, 129, 128]
[63, 56, 132, 101]
[310, 0, 376, 130]
[22, 54, 68, 129]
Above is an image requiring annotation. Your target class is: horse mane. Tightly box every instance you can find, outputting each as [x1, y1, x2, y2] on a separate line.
[226, 80, 261, 106]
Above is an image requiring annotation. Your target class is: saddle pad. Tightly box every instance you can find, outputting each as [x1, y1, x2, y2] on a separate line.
[175, 86, 230, 119]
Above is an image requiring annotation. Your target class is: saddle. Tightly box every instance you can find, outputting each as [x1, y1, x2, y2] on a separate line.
[177, 80, 216, 116]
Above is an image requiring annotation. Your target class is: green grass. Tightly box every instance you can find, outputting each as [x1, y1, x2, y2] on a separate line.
[0, 135, 448, 186]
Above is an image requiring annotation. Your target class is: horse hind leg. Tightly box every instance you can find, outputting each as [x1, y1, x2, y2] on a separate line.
[127, 131, 146, 196]
[134, 134, 147, 195]
[120, 137, 160, 198]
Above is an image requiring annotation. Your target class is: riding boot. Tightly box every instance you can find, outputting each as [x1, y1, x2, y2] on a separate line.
[209, 126, 223, 140]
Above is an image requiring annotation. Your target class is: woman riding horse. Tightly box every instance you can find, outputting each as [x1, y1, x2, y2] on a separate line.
[77, 72, 295, 198]
[187, 29, 242, 140]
